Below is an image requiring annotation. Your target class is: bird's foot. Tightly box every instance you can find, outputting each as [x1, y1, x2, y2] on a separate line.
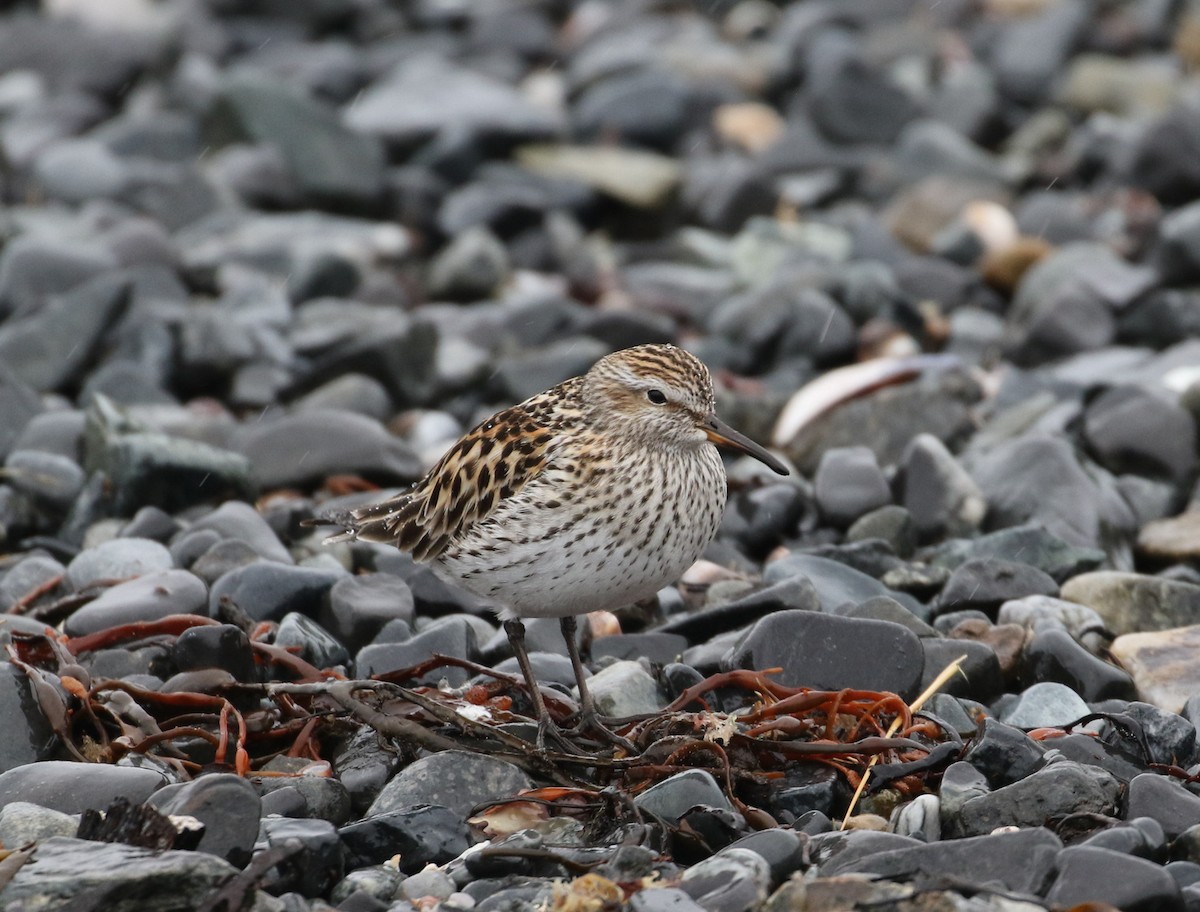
[563, 709, 638, 755]
[535, 716, 584, 757]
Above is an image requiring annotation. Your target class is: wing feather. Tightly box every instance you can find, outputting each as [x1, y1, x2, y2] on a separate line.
[330, 390, 566, 561]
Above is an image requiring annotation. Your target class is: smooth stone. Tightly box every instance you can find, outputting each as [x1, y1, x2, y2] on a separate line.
[427, 226, 510, 302]
[720, 829, 806, 886]
[999, 594, 1107, 639]
[254, 758, 351, 824]
[1062, 572, 1200, 635]
[1083, 385, 1197, 483]
[367, 750, 531, 819]
[0, 801, 76, 846]
[901, 433, 986, 540]
[338, 801, 472, 873]
[763, 554, 922, 615]
[813, 446, 892, 528]
[3, 449, 84, 508]
[1111, 625, 1200, 713]
[63, 570, 210, 636]
[229, 408, 422, 489]
[932, 525, 1105, 584]
[889, 793, 940, 842]
[579, 660, 666, 717]
[1116, 702, 1196, 767]
[937, 558, 1059, 617]
[330, 728, 402, 815]
[1082, 818, 1167, 860]
[517, 144, 681, 209]
[770, 765, 846, 823]
[1001, 681, 1092, 729]
[591, 633, 688, 665]
[256, 816, 343, 897]
[172, 623, 256, 681]
[1140, 512, 1200, 562]
[1127, 774, 1200, 839]
[355, 615, 478, 685]
[209, 562, 344, 623]
[656, 576, 820, 641]
[809, 830, 924, 874]
[636, 770, 734, 824]
[0, 836, 239, 910]
[321, 573, 415, 652]
[956, 762, 1120, 837]
[120, 506, 180, 543]
[1045, 845, 1183, 912]
[0, 273, 128, 393]
[965, 433, 1135, 549]
[0, 553, 65, 612]
[1023, 627, 1136, 702]
[835, 827, 1061, 895]
[146, 773, 261, 865]
[679, 848, 771, 912]
[629, 887, 707, 912]
[846, 505, 916, 559]
[721, 482, 812, 559]
[724, 610, 925, 700]
[919, 638, 1002, 703]
[0, 760, 165, 814]
[186, 500, 292, 564]
[332, 866, 404, 904]
[275, 612, 350, 671]
[960, 719, 1047, 787]
[65, 537, 173, 589]
[294, 373, 393, 422]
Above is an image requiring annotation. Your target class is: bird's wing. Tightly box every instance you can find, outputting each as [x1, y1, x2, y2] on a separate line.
[337, 395, 563, 561]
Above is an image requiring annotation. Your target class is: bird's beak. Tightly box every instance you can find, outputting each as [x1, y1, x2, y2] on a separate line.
[703, 414, 789, 475]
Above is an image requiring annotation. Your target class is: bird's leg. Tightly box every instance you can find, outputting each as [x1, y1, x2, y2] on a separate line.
[503, 618, 573, 754]
[560, 615, 638, 753]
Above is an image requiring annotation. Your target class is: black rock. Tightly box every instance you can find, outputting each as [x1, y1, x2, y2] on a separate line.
[355, 615, 479, 684]
[656, 576, 820, 641]
[321, 573, 416, 652]
[257, 816, 343, 898]
[367, 749, 531, 818]
[209, 562, 344, 623]
[961, 719, 1047, 788]
[636, 770, 735, 824]
[172, 623, 257, 682]
[937, 558, 1059, 617]
[762, 554, 923, 615]
[720, 829, 807, 887]
[678, 848, 771, 912]
[146, 773, 261, 865]
[275, 612, 350, 670]
[838, 827, 1062, 895]
[955, 761, 1120, 838]
[724, 610, 925, 700]
[341, 805, 472, 874]
[813, 446, 892, 529]
[0, 760, 164, 814]
[592, 633, 688, 665]
[919, 638, 1003, 703]
[0, 662, 57, 774]
[1045, 845, 1183, 912]
[64, 570, 210, 637]
[720, 482, 809, 557]
[1084, 385, 1197, 483]
[1083, 818, 1168, 862]
[769, 764, 847, 823]
[1022, 627, 1136, 702]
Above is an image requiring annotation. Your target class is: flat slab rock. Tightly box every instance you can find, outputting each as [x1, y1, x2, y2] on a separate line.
[1111, 624, 1200, 713]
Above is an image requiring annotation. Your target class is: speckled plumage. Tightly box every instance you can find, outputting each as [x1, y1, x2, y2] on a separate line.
[324, 343, 787, 750]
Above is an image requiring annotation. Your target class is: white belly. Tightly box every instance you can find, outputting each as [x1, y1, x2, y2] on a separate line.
[433, 445, 727, 619]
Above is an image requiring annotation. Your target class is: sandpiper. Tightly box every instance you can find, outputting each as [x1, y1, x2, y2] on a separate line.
[320, 344, 788, 751]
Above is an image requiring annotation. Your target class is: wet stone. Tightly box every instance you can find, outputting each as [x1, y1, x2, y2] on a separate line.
[901, 433, 986, 541]
[629, 887, 707, 912]
[813, 446, 892, 529]
[591, 633, 688, 665]
[937, 558, 1059, 618]
[836, 827, 1062, 896]
[339, 805, 472, 873]
[0, 760, 165, 814]
[1046, 845, 1184, 912]
[208, 562, 344, 623]
[1127, 774, 1200, 839]
[65, 536, 173, 590]
[172, 623, 256, 681]
[0, 836, 241, 911]
[63, 569, 210, 637]
[920, 638, 1002, 703]
[961, 719, 1047, 787]
[955, 761, 1120, 838]
[355, 615, 478, 685]
[581, 660, 666, 717]
[656, 576, 820, 642]
[257, 816, 343, 898]
[0, 553, 65, 612]
[1001, 681, 1092, 729]
[1022, 627, 1136, 702]
[1083, 818, 1167, 860]
[368, 750, 531, 819]
[146, 773, 261, 865]
[720, 829, 807, 887]
[186, 500, 292, 564]
[679, 848, 771, 912]
[636, 770, 735, 824]
[724, 610, 925, 701]
[0, 801, 76, 846]
[322, 573, 417, 652]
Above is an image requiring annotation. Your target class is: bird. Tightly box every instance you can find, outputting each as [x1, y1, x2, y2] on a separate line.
[317, 343, 789, 752]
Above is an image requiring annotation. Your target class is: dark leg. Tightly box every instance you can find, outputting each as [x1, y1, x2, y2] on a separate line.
[504, 618, 570, 753]
[561, 615, 637, 753]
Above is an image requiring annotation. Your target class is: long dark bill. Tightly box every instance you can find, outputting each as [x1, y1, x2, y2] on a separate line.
[703, 414, 789, 475]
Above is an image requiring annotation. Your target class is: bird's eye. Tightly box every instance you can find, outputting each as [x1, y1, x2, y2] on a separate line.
[646, 389, 667, 405]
